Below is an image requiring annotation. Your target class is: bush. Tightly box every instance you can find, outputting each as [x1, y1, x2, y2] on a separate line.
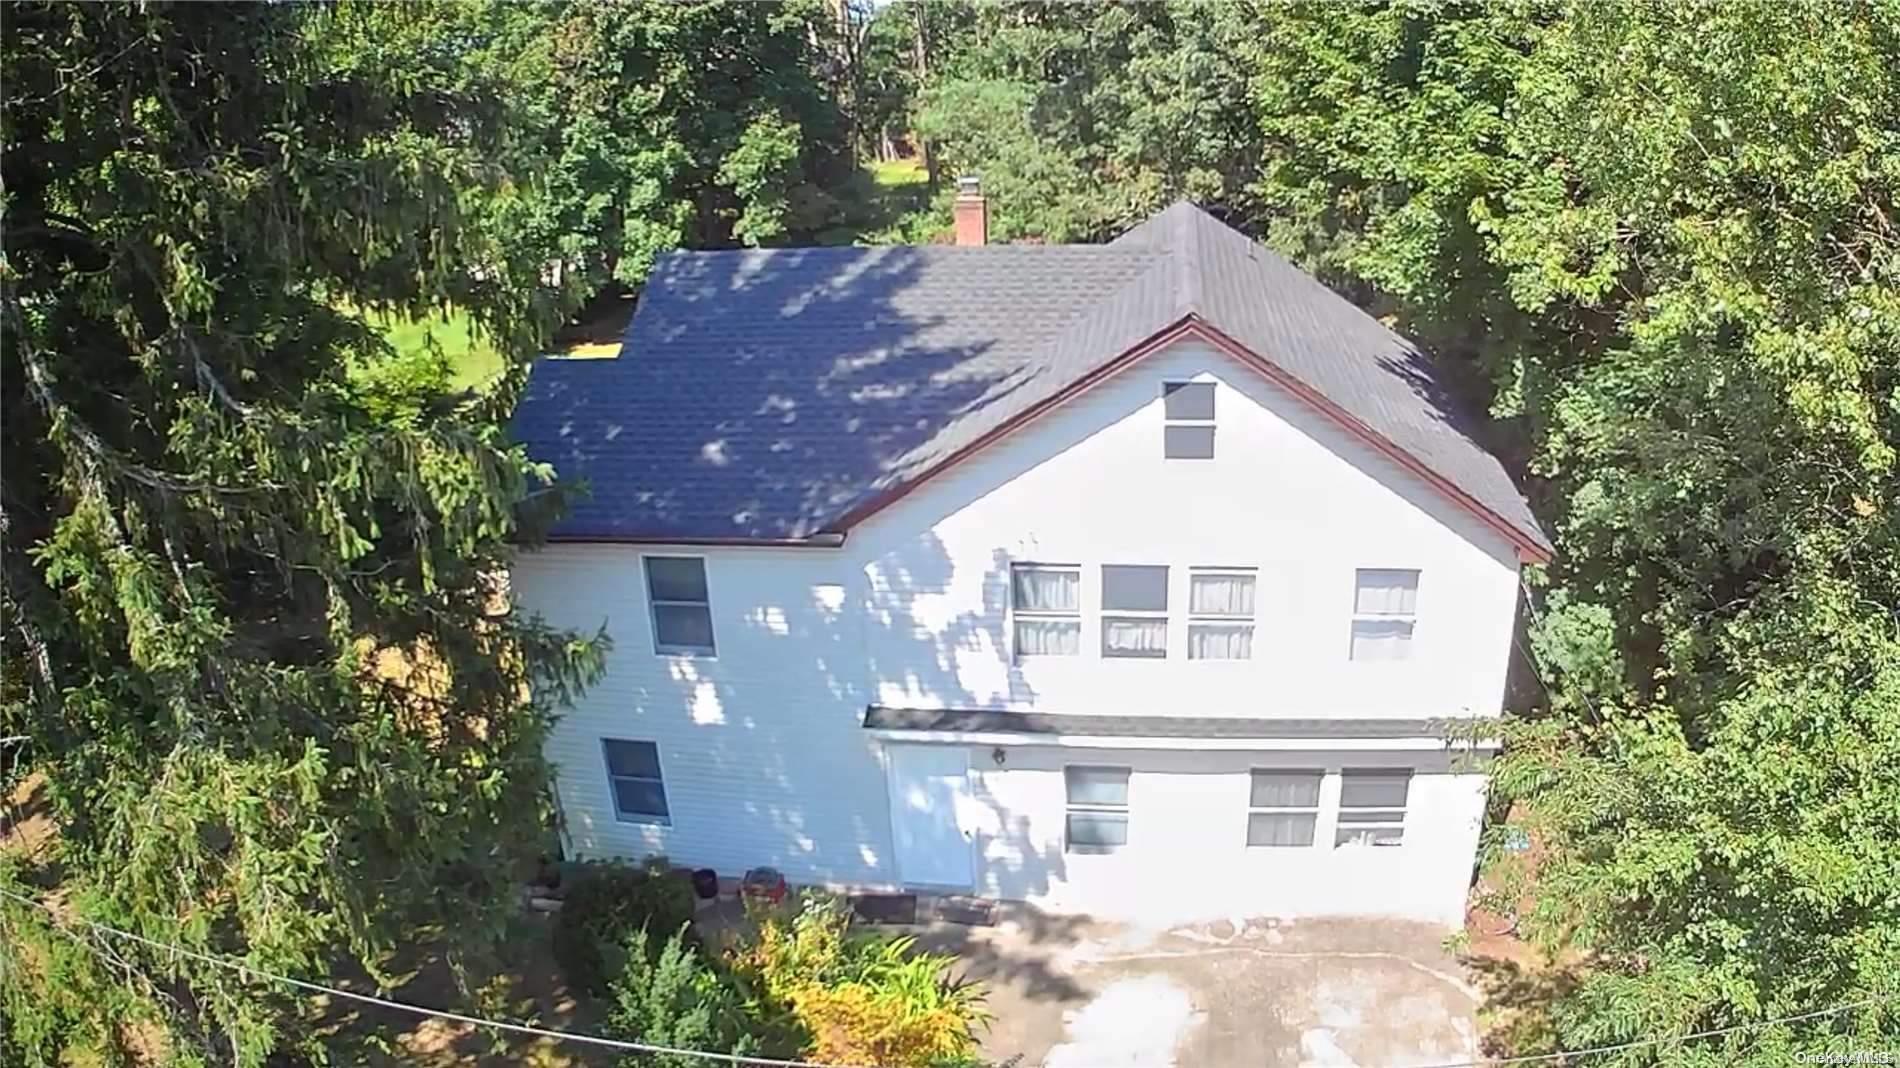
[553, 857, 697, 996]
[604, 927, 761, 1068]
[729, 893, 989, 1067]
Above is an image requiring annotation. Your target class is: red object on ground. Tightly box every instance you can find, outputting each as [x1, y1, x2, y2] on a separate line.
[741, 866, 786, 904]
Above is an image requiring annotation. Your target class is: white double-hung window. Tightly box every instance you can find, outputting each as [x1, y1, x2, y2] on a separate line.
[1247, 769, 1321, 846]
[1349, 568, 1419, 661]
[1064, 766, 1130, 854]
[1011, 564, 1081, 657]
[1101, 565, 1169, 659]
[1188, 568, 1256, 660]
[646, 556, 715, 655]
[1335, 769, 1411, 846]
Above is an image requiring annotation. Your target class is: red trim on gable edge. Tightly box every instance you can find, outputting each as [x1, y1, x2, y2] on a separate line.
[826, 314, 1553, 565]
[542, 533, 845, 548]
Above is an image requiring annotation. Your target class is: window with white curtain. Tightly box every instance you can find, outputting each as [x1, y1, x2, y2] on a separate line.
[1189, 568, 1256, 660]
[1162, 381, 1215, 458]
[1065, 766, 1130, 853]
[1349, 568, 1420, 661]
[1011, 564, 1081, 657]
[1246, 769, 1320, 846]
[1335, 769, 1411, 846]
[1101, 564, 1168, 658]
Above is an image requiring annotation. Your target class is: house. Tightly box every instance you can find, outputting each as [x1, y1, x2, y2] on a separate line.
[508, 182, 1550, 927]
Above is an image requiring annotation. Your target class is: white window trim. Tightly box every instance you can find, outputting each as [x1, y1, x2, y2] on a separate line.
[1334, 768, 1411, 848]
[1188, 566, 1257, 661]
[1246, 767, 1322, 848]
[601, 738, 671, 826]
[643, 553, 716, 658]
[1009, 562, 1082, 660]
[1100, 564, 1170, 660]
[1162, 380, 1216, 459]
[1064, 765, 1131, 855]
[1349, 567, 1420, 662]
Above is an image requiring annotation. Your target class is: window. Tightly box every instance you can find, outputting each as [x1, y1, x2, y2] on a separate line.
[646, 556, 714, 655]
[1247, 769, 1321, 846]
[1189, 568, 1256, 660]
[1163, 381, 1215, 458]
[1011, 564, 1081, 656]
[1336, 769, 1410, 846]
[1065, 766, 1130, 854]
[603, 739, 669, 823]
[1101, 564, 1168, 659]
[1349, 568, 1419, 661]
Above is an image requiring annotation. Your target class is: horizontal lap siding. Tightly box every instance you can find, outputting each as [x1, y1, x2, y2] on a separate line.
[850, 339, 1522, 723]
[967, 746, 1486, 925]
[514, 544, 895, 887]
[511, 336, 1518, 926]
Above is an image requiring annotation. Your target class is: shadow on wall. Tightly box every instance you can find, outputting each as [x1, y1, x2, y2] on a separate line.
[581, 530, 1070, 904]
[519, 245, 1050, 540]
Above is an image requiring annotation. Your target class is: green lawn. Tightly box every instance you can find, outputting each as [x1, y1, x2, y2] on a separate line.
[868, 157, 927, 188]
[375, 307, 508, 392]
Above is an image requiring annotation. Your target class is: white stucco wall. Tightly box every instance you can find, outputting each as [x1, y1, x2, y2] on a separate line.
[510, 336, 1521, 925]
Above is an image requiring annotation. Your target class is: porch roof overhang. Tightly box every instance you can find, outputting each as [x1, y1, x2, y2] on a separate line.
[861, 706, 1499, 752]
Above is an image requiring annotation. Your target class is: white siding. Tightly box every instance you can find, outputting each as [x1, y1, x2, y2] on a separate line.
[965, 746, 1487, 925]
[510, 336, 1521, 924]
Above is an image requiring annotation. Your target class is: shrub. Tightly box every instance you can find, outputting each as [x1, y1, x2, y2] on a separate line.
[553, 857, 697, 996]
[729, 892, 989, 1067]
[604, 927, 761, 1068]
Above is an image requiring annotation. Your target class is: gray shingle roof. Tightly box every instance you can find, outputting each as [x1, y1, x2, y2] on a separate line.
[512, 202, 1549, 555]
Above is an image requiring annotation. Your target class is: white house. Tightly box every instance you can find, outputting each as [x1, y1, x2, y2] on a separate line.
[508, 188, 1550, 928]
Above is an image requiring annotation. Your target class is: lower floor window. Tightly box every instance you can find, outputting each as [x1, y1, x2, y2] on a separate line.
[1247, 769, 1321, 846]
[603, 738, 669, 823]
[1336, 768, 1410, 846]
[1064, 765, 1130, 853]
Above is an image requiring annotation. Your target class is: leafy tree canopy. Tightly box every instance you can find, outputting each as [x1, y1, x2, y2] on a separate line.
[1, 3, 605, 1061]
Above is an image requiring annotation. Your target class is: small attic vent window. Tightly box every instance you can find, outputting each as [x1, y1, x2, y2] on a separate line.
[1163, 381, 1215, 459]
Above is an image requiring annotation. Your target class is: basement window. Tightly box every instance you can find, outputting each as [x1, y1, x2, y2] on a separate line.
[1065, 766, 1130, 854]
[1335, 769, 1411, 847]
[1247, 769, 1321, 847]
[1162, 381, 1215, 458]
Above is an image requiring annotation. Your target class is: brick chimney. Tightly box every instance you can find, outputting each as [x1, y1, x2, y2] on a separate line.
[953, 174, 988, 246]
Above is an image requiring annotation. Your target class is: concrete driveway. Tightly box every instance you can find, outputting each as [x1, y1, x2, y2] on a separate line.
[912, 907, 1480, 1068]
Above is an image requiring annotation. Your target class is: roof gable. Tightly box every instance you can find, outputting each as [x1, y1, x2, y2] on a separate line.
[511, 203, 1550, 560]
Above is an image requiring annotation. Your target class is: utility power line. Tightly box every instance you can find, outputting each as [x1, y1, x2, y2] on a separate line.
[3, 885, 1893, 1068]
[0, 885, 842, 1067]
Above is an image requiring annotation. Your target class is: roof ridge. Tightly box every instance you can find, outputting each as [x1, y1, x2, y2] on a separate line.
[1171, 202, 1204, 315]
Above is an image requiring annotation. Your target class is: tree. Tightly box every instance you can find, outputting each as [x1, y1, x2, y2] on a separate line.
[1226, 2, 1900, 1061]
[913, 1, 1263, 241]
[485, 0, 853, 287]
[1, 3, 603, 1062]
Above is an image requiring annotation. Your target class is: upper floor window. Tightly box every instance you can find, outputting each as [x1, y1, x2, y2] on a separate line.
[1189, 568, 1256, 660]
[1011, 564, 1081, 656]
[603, 738, 670, 823]
[1247, 769, 1321, 847]
[1065, 765, 1130, 854]
[645, 556, 715, 655]
[1101, 565, 1168, 659]
[1162, 381, 1215, 459]
[1336, 768, 1410, 846]
[1349, 568, 1419, 661]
